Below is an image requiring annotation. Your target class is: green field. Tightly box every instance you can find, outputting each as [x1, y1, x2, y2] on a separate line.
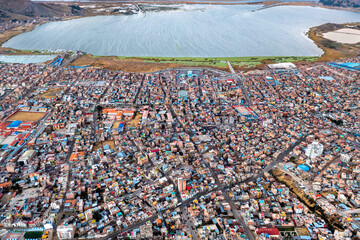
[2, 49, 319, 68]
[111, 55, 319, 68]
[24, 231, 43, 239]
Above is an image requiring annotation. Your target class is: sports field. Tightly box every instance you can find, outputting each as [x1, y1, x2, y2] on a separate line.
[8, 111, 46, 122]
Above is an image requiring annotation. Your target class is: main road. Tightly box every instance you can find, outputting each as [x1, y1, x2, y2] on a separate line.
[227, 61, 253, 106]
[204, 158, 255, 240]
[53, 140, 75, 240]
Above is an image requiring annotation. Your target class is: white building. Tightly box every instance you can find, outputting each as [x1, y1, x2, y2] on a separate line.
[262, 119, 273, 128]
[177, 178, 186, 192]
[340, 154, 351, 163]
[57, 224, 76, 239]
[305, 141, 323, 161]
[18, 149, 35, 166]
[268, 62, 296, 69]
[140, 223, 153, 239]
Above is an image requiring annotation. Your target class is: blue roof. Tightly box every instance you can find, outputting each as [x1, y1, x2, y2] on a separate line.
[319, 76, 334, 81]
[8, 120, 22, 128]
[342, 62, 360, 68]
[328, 62, 360, 72]
[298, 164, 310, 171]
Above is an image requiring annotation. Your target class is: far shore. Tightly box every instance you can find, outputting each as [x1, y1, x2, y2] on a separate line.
[34, 0, 360, 12]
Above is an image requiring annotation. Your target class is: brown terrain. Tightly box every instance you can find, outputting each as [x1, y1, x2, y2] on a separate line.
[8, 111, 46, 122]
[71, 55, 185, 73]
[0, 0, 84, 21]
[37, 88, 63, 99]
[0, 24, 38, 54]
[308, 22, 360, 62]
[93, 140, 117, 151]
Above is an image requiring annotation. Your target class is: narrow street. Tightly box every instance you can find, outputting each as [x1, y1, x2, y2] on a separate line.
[53, 140, 75, 240]
[204, 159, 255, 240]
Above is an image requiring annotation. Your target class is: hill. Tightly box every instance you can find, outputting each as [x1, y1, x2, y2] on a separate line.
[320, 0, 360, 8]
[0, 0, 84, 21]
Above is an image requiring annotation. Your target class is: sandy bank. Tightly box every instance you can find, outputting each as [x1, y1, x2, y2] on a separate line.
[323, 28, 360, 44]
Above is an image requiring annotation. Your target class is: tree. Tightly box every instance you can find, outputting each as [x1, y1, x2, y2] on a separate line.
[13, 183, 21, 191]
[11, 177, 21, 184]
[96, 105, 103, 120]
[93, 211, 102, 222]
[80, 191, 88, 199]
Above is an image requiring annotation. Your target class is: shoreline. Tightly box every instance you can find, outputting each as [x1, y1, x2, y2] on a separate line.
[0, 15, 86, 56]
[307, 22, 360, 62]
[37, 0, 360, 11]
[0, 2, 359, 72]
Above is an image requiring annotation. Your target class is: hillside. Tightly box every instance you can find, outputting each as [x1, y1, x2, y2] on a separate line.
[0, 0, 84, 21]
[320, 0, 360, 8]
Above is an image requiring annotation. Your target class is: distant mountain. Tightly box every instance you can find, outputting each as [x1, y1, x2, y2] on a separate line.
[320, 0, 360, 8]
[0, 0, 83, 21]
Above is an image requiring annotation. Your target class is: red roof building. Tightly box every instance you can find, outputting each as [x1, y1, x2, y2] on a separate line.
[256, 228, 280, 239]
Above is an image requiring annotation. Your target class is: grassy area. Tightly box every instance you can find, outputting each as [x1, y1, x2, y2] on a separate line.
[72, 54, 319, 73]
[24, 231, 43, 239]
[277, 226, 295, 232]
[116, 55, 318, 68]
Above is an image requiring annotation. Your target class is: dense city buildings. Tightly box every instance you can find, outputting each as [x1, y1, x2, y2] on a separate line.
[0, 55, 359, 240]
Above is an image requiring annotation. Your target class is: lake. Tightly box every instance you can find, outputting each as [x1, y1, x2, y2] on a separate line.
[0, 55, 56, 64]
[3, 5, 360, 57]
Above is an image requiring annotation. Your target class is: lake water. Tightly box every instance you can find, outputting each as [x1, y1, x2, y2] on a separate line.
[3, 5, 360, 57]
[0, 55, 56, 64]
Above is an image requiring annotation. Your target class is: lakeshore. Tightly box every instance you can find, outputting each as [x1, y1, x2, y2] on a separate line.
[0, 2, 359, 72]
